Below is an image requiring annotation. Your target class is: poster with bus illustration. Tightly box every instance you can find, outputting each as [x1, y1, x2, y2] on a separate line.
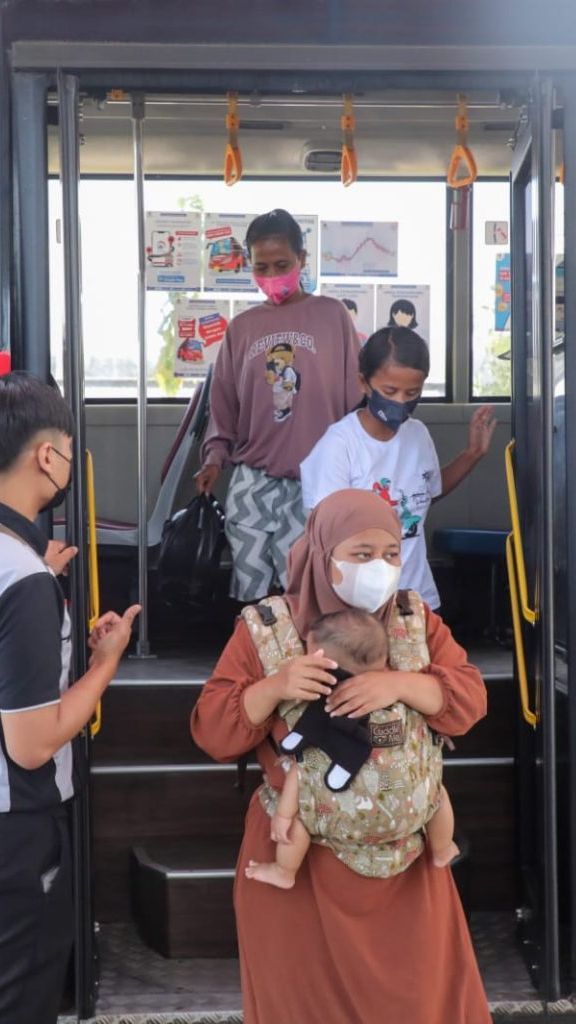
[173, 298, 231, 376]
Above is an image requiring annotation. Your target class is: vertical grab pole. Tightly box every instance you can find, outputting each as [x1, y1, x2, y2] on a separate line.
[57, 70, 95, 1020]
[131, 94, 152, 658]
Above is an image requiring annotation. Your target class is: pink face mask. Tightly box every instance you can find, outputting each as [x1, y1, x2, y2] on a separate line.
[253, 263, 302, 305]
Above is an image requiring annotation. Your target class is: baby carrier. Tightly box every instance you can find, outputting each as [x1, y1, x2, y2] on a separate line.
[242, 592, 444, 878]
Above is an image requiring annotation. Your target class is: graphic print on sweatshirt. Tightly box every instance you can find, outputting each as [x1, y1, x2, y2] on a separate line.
[372, 476, 428, 540]
[264, 342, 302, 422]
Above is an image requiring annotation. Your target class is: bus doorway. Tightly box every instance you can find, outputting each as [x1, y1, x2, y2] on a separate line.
[8, 45, 576, 1020]
[509, 74, 576, 1004]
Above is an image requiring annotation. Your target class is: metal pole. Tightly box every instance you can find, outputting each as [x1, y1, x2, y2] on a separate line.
[57, 70, 95, 1020]
[131, 94, 152, 657]
[534, 76, 560, 1003]
[0, 22, 12, 358]
[11, 72, 50, 378]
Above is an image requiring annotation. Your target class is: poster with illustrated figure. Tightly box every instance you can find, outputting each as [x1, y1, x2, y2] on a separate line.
[296, 215, 319, 293]
[203, 213, 255, 293]
[493, 254, 511, 331]
[145, 211, 202, 291]
[321, 221, 398, 277]
[173, 299, 230, 377]
[376, 284, 431, 342]
[321, 283, 375, 344]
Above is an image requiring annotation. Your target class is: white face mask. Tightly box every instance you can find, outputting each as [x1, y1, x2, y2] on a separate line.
[331, 558, 401, 614]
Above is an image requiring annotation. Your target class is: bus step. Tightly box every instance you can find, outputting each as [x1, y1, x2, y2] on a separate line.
[131, 837, 241, 958]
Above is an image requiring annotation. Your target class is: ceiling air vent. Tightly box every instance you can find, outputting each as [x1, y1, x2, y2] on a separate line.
[304, 149, 341, 173]
[239, 120, 288, 131]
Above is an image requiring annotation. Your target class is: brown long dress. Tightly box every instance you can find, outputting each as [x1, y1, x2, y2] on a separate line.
[191, 609, 492, 1024]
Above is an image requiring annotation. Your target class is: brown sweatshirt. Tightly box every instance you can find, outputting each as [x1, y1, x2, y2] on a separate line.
[202, 294, 362, 479]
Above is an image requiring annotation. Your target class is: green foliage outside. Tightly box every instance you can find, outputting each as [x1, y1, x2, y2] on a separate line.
[153, 195, 204, 397]
[473, 329, 511, 398]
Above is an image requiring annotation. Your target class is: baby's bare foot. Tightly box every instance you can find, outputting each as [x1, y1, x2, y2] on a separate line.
[432, 841, 460, 868]
[245, 859, 296, 889]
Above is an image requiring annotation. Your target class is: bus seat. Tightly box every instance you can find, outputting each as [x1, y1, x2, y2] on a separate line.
[433, 528, 508, 639]
[97, 368, 212, 551]
[55, 368, 212, 554]
[433, 528, 507, 559]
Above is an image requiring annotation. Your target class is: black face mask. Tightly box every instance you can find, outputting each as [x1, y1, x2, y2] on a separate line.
[40, 446, 72, 512]
[367, 390, 420, 434]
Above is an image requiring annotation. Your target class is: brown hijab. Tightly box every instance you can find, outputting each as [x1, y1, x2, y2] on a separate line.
[284, 489, 402, 639]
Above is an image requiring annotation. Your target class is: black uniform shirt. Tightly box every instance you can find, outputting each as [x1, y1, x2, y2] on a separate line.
[0, 503, 75, 812]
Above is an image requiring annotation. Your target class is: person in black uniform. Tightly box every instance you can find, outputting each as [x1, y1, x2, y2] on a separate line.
[0, 372, 140, 1024]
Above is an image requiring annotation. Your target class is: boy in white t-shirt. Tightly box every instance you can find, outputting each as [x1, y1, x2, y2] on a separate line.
[300, 326, 496, 608]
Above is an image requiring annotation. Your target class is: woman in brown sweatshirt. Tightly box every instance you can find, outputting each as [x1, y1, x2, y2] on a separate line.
[196, 208, 361, 602]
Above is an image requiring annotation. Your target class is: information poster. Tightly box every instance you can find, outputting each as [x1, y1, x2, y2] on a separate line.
[485, 221, 509, 245]
[173, 299, 230, 377]
[494, 254, 511, 331]
[376, 284, 430, 341]
[321, 221, 398, 277]
[321, 283, 375, 344]
[233, 299, 264, 317]
[297, 215, 319, 293]
[145, 211, 202, 291]
[203, 213, 255, 293]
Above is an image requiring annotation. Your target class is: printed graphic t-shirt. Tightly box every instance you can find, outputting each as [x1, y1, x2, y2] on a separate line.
[202, 294, 362, 479]
[300, 412, 443, 607]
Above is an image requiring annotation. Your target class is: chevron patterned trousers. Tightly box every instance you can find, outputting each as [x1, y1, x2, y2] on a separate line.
[225, 464, 306, 601]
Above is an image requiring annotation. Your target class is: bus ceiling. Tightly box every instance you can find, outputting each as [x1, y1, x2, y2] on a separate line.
[44, 87, 525, 177]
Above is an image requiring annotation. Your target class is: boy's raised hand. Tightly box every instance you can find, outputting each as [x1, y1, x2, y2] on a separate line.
[88, 605, 141, 667]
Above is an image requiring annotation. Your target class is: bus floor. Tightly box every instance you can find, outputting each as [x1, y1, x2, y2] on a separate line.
[56, 912, 576, 1023]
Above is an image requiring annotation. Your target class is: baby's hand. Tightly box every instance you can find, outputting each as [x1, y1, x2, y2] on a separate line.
[271, 812, 294, 845]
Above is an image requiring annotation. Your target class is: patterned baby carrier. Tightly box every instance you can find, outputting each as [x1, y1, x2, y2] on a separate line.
[242, 592, 444, 878]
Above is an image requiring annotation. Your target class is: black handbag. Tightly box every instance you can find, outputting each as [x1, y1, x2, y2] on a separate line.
[157, 493, 226, 607]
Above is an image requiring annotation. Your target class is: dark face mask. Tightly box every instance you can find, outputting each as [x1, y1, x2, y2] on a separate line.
[40, 446, 72, 512]
[367, 390, 420, 434]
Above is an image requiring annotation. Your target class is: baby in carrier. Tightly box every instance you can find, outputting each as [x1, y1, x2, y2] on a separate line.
[246, 607, 459, 889]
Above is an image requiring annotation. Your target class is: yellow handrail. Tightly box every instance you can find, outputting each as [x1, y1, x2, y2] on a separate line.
[86, 449, 102, 738]
[505, 532, 538, 727]
[86, 450, 100, 631]
[504, 440, 538, 624]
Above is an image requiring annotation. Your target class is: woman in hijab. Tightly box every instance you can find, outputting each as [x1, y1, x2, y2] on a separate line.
[191, 490, 491, 1024]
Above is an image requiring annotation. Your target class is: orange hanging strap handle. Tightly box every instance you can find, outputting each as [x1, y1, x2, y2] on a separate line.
[341, 94, 358, 187]
[447, 94, 478, 188]
[224, 92, 242, 186]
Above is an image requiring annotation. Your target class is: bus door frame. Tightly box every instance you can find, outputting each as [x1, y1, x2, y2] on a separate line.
[57, 71, 96, 1021]
[510, 75, 560, 1001]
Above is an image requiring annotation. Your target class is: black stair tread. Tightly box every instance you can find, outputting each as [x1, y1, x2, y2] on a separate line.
[133, 836, 242, 872]
[464, 643, 512, 679]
